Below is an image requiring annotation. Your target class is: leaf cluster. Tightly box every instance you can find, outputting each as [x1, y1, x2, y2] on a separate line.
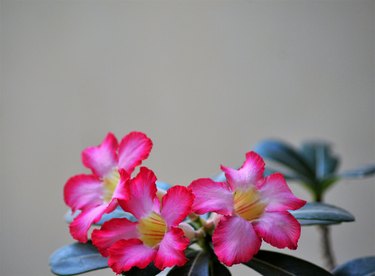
[51, 202, 359, 276]
[50, 241, 375, 276]
[254, 139, 375, 201]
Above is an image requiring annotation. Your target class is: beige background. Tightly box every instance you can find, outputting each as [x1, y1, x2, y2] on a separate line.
[1, 0, 374, 275]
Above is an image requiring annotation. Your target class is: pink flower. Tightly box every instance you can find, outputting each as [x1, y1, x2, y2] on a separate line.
[64, 132, 153, 242]
[92, 167, 194, 273]
[189, 151, 306, 266]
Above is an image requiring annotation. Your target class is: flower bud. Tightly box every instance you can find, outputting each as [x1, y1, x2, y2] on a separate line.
[178, 222, 196, 241]
[206, 213, 221, 228]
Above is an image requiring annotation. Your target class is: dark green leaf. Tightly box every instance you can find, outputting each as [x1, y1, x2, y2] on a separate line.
[49, 242, 108, 275]
[300, 141, 340, 180]
[211, 260, 231, 276]
[254, 139, 315, 180]
[123, 264, 160, 276]
[332, 256, 375, 276]
[291, 202, 354, 225]
[340, 164, 375, 179]
[184, 248, 201, 258]
[298, 219, 337, 226]
[320, 177, 339, 194]
[168, 251, 209, 276]
[244, 250, 331, 275]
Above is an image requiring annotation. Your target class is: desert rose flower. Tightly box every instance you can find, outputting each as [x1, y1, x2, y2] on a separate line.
[92, 167, 194, 273]
[64, 132, 152, 242]
[189, 151, 306, 266]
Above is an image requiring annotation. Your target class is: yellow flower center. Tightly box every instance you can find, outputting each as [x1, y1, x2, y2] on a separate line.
[233, 188, 266, 221]
[138, 212, 167, 247]
[103, 170, 120, 202]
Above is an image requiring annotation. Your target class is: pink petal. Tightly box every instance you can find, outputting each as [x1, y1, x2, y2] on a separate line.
[161, 186, 194, 227]
[69, 202, 116, 243]
[212, 216, 261, 266]
[108, 239, 156, 273]
[118, 167, 157, 219]
[189, 178, 233, 216]
[92, 218, 139, 257]
[118, 132, 153, 174]
[82, 132, 118, 178]
[154, 227, 189, 270]
[64, 174, 103, 212]
[112, 169, 130, 201]
[221, 151, 265, 190]
[258, 173, 306, 212]
[253, 211, 301, 250]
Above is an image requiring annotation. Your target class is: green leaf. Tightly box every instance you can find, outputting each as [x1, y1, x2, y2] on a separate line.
[298, 219, 337, 226]
[332, 256, 375, 275]
[254, 139, 315, 180]
[340, 164, 375, 179]
[49, 241, 108, 275]
[291, 202, 354, 225]
[167, 248, 231, 276]
[244, 250, 331, 275]
[167, 251, 210, 276]
[123, 264, 160, 276]
[300, 141, 340, 180]
[319, 177, 339, 194]
[211, 260, 231, 276]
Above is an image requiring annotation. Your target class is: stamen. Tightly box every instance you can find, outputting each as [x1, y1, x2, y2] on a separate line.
[103, 170, 120, 202]
[138, 212, 167, 247]
[233, 188, 266, 221]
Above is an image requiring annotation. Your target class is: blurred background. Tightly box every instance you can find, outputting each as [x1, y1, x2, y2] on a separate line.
[1, 0, 374, 275]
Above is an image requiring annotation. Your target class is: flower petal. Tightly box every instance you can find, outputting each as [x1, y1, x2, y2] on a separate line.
[69, 202, 116, 243]
[221, 151, 265, 190]
[82, 132, 118, 178]
[258, 173, 306, 211]
[189, 178, 233, 215]
[118, 132, 153, 174]
[154, 227, 189, 270]
[108, 239, 156, 274]
[212, 216, 261, 266]
[253, 211, 301, 250]
[118, 167, 157, 219]
[161, 186, 194, 226]
[64, 174, 103, 211]
[92, 218, 139, 257]
[112, 169, 130, 201]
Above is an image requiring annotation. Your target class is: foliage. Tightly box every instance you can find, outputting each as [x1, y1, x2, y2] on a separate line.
[254, 139, 375, 201]
[332, 256, 375, 276]
[50, 201, 355, 276]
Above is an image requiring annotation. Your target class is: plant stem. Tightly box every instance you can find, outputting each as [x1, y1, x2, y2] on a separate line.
[318, 225, 336, 270]
[316, 196, 336, 270]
